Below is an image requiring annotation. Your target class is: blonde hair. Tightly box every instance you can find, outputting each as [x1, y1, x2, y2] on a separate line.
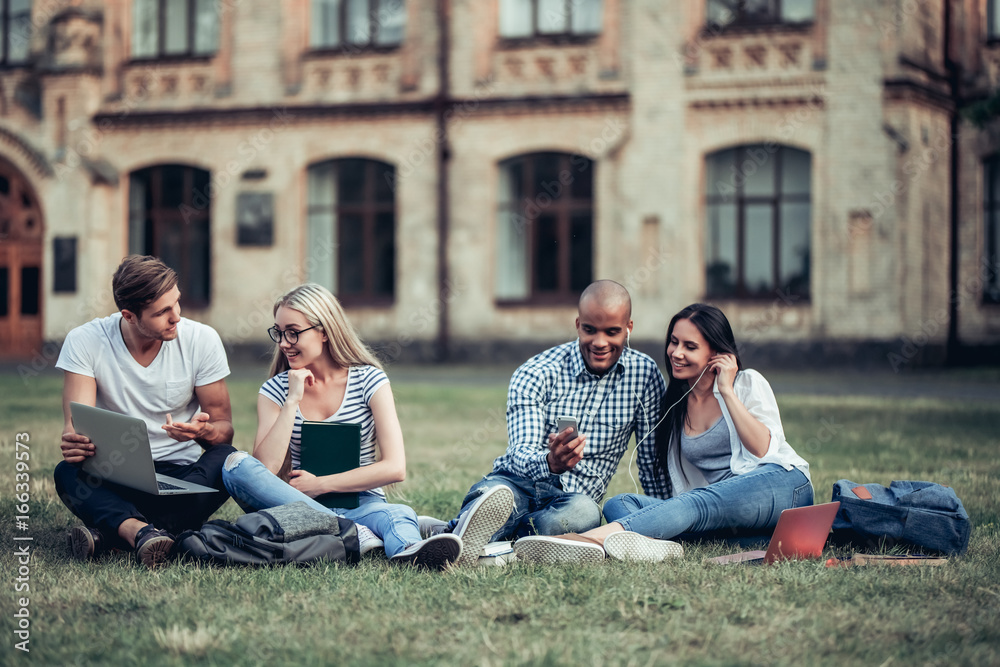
[267, 283, 383, 377]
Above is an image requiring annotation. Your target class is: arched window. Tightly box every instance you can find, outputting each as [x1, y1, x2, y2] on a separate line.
[705, 145, 811, 299]
[496, 152, 594, 303]
[307, 158, 396, 304]
[985, 154, 1000, 303]
[128, 164, 212, 307]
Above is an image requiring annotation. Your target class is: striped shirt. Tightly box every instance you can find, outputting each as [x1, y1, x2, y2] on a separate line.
[490, 342, 667, 502]
[260, 366, 389, 498]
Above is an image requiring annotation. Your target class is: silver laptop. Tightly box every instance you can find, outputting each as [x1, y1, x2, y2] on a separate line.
[70, 402, 218, 495]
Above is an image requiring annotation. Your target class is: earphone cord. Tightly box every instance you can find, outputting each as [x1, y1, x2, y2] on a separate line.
[623, 364, 711, 496]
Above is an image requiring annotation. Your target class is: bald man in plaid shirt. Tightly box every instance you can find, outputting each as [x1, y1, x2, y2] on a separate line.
[420, 281, 667, 565]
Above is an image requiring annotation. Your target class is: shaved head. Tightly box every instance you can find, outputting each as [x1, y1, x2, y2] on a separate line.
[578, 280, 632, 320]
[576, 281, 633, 375]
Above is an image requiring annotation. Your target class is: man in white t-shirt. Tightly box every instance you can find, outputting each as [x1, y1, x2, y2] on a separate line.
[54, 255, 237, 568]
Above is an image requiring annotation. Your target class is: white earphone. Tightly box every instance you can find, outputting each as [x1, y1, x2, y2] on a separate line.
[622, 364, 711, 495]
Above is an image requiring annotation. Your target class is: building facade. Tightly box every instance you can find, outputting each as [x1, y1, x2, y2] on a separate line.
[1, 0, 998, 366]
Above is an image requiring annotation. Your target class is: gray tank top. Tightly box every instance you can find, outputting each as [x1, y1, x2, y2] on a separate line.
[681, 416, 734, 484]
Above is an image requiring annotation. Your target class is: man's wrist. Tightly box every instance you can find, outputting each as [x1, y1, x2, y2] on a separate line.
[196, 422, 222, 447]
[545, 451, 563, 475]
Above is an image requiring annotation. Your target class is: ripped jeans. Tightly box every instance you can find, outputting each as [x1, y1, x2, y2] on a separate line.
[222, 451, 422, 557]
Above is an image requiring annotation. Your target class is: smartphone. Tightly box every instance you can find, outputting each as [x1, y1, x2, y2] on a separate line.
[556, 415, 578, 440]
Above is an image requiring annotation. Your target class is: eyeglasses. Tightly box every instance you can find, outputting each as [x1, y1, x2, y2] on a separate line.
[267, 324, 320, 345]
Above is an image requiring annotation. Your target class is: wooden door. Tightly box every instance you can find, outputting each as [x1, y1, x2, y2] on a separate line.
[0, 159, 43, 358]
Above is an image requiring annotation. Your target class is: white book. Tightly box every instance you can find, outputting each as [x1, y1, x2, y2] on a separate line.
[477, 541, 515, 567]
[481, 541, 513, 556]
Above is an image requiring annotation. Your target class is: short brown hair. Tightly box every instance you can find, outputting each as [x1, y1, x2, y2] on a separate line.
[112, 255, 178, 316]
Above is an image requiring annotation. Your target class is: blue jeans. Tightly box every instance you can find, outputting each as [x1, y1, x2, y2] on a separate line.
[449, 471, 602, 540]
[222, 451, 421, 557]
[603, 464, 813, 541]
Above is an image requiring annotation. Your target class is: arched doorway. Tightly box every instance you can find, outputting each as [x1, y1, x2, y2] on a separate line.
[0, 157, 43, 358]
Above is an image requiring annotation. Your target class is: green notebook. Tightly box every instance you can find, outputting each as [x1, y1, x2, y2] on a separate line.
[299, 421, 361, 510]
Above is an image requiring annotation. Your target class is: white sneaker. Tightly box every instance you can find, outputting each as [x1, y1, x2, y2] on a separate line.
[513, 534, 605, 565]
[602, 531, 684, 562]
[452, 486, 515, 567]
[389, 533, 462, 570]
[417, 515, 449, 539]
[356, 524, 384, 556]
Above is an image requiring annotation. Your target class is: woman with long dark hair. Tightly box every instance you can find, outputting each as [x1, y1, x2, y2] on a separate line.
[514, 303, 812, 564]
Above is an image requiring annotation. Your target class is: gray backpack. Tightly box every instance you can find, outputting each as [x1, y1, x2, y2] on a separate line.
[176, 501, 360, 566]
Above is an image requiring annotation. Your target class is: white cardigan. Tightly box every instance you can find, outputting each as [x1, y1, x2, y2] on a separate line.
[666, 369, 811, 497]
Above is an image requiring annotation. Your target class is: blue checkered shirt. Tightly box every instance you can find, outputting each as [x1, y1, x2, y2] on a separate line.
[490, 341, 667, 502]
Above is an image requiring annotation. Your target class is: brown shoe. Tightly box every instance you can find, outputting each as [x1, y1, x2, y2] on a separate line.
[134, 525, 175, 569]
[69, 526, 104, 561]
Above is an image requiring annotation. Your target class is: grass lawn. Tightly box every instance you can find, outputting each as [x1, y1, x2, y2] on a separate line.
[1, 367, 999, 666]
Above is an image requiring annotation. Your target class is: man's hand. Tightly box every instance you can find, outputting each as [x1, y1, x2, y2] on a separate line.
[289, 469, 324, 498]
[161, 412, 214, 442]
[61, 432, 94, 464]
[546, 426, 586, 474]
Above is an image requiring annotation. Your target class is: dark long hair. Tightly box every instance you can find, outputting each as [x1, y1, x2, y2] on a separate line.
[653, 304, 743, 490]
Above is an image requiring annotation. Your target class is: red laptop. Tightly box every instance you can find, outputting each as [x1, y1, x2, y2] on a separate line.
[704, 501, 841, 565]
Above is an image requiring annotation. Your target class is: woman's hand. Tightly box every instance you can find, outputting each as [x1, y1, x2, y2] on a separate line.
[289, 469, 325, 498]
[286, 368, 315, 406]
[709, 353, 738, 394]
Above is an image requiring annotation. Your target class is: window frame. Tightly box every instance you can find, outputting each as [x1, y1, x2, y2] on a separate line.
[307, 158, 397, 306]
[497, 0, 603, 45]
[704, 145, 811, 301]
[989, 0, 1000, 43]
[706, 0, 815, 32]
[129, 165, 212, 308]
[496, 152, 595, 306]
[0, 0, 31, 68]
[130, 0, 219, 62]
[308, 0, 407, 54]
[984, 155, 1000, 304]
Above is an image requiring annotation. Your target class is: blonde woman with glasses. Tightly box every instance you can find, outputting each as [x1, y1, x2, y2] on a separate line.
[222, 283, 493, 569]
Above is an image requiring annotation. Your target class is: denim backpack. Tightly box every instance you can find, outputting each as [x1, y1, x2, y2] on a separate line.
[830, 480, 971, 555]
[176, 501, 360, 566]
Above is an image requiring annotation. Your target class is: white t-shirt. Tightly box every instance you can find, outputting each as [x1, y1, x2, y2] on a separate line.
[56, 313, 230, 464]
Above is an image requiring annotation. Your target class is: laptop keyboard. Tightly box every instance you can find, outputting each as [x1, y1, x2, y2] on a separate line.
[157, 480, 185, 491]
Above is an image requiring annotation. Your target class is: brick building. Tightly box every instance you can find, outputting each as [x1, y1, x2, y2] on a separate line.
[1, 0, 998, 366]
